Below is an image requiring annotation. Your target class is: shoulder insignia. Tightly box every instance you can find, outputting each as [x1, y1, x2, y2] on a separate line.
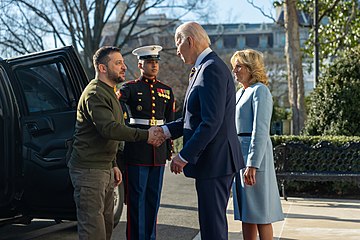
[126, 80, 138, 84]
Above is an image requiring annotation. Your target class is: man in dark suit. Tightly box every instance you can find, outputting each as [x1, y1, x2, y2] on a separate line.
[159, 22, 244, 240]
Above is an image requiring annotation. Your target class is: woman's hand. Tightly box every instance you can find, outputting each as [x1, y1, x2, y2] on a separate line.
[243, 167, 256, 186]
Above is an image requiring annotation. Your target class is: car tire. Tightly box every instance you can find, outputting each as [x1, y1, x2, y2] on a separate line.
[113, 182, 124, 227]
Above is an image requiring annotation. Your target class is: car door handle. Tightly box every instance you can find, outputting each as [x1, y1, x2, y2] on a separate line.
[25, 117, 54, 136]
[26, 122, 39, 134]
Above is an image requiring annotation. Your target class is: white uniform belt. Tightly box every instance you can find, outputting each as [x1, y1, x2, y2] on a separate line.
[129, 118, 165, 126]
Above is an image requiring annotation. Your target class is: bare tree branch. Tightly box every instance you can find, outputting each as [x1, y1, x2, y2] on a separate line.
[246, 0, 276, 22]
[0, 0, 213, 77]
[17, 0, 67, 46]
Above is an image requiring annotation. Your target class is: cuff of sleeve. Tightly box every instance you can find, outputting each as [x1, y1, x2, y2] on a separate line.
[161, 126, 172, 139]
[178, 153, 188, 163]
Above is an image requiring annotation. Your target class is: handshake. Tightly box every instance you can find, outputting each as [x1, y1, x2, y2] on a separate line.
[147, 126, 167, 147]
[146, 126, 187, 174]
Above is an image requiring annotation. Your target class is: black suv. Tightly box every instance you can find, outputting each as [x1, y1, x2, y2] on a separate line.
[0, 46, 123, 224]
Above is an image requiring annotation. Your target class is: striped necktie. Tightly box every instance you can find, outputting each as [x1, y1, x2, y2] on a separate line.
[189, 67, 196, 81]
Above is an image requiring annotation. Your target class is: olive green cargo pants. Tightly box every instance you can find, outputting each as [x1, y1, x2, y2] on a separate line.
[69, 166, 114, 240]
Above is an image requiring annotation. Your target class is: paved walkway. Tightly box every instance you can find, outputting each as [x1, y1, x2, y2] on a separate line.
[114, 164, 360, 239]
[224, 197, 360, 240]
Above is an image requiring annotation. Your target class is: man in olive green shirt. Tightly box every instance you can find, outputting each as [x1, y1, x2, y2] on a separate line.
[68, 46, 162, 240]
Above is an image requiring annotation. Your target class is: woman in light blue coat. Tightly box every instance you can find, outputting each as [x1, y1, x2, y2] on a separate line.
[230, 49, 284, 240]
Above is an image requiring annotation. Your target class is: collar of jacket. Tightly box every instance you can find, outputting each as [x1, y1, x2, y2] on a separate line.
[140, 76, 157, 84]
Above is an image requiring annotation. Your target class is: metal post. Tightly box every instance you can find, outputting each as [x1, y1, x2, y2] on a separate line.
[314, 0, 319, 87]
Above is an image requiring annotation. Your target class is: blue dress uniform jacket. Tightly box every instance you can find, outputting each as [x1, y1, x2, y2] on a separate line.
[233, 83, 284, 224]
[119, 76, 175, 166]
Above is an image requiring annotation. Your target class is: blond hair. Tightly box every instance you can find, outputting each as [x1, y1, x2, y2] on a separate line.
[230, 49, 268, 86]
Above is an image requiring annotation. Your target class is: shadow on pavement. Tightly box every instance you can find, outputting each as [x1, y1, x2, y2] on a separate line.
[112, 221, 199, 240]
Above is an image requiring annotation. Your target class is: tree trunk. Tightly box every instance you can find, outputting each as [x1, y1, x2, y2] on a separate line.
[284, 0, 306, 135]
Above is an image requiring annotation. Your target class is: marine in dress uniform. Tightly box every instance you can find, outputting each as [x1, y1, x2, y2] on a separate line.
[118, 45, 175, 240]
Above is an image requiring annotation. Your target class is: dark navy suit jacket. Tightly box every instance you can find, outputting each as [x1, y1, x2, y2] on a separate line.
[167, 51, 244, 179]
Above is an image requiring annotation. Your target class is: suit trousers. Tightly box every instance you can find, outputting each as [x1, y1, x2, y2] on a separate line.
[195, 173, 235, 240]
[69, 166, 114, 240]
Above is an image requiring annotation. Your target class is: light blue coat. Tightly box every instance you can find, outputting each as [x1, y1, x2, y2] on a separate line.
[233, 82, 284, 224]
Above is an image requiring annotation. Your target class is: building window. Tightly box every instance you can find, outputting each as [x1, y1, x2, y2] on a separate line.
[245, 34, 259, 48]
[209, 36, 219, 45]
[268, 34, 273, 48]
[223, 36, 237, 49]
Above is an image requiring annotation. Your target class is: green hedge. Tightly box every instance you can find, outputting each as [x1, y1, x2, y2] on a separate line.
[174, 135, 360, 152]
[172, 135, 360, 199]
[172, 137, 183, 154]
[271, 135, 360, 146]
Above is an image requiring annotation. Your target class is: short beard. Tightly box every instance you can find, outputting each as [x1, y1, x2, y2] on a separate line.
[108, 70, 124, 84]
[114, 76, 124, 84]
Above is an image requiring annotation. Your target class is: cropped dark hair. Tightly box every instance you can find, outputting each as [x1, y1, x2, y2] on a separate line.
[93, 46, 121, 69]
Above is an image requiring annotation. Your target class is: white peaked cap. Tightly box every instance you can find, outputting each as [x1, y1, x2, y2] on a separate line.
[132, 45, 163, 60]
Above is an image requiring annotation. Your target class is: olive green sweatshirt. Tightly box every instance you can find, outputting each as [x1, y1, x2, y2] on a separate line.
[69, 79, 148, 169]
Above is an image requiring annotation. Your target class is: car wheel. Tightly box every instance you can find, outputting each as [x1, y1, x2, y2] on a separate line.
[113, 181, 124, 227]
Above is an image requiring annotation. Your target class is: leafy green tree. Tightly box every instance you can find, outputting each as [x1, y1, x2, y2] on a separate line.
[303, 45, 360, 136]
[300, 0, 360, 72]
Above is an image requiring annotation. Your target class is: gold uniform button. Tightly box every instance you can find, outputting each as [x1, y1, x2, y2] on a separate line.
[152, 103, 156, 107]
[152, 97, 155, 100]
[152, 110, 155, 114]
[150, 85, 153, 88]
[151, 90, 155, 94]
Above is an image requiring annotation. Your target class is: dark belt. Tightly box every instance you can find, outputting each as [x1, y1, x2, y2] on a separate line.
[238, 133, 251, 136]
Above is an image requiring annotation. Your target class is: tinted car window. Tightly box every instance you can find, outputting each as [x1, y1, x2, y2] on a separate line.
[15, 62, 76, 114]
[0, 73, 4, 189]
